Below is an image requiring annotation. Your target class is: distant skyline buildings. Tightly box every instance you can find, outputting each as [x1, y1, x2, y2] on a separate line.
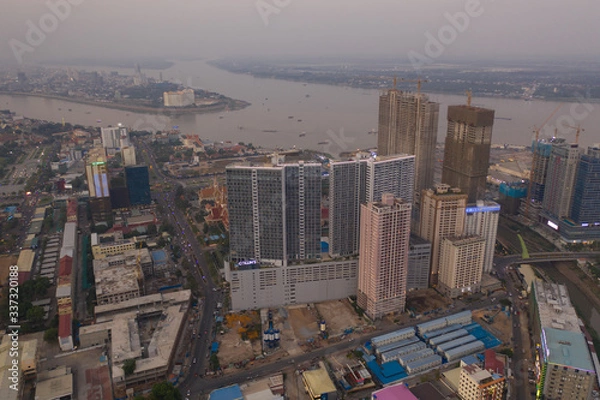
[101, 126, 129, 151]
[442, 105, 495, 203]
[377, 90, 438, 202]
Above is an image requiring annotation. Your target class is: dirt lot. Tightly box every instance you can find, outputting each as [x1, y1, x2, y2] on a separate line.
[288, 305, 319, 341]
[406, 289, 452, 313]
[315, 299, 366, 336]
[473, 308, 513, 345]
[218, 311, 261, 366]
[0, 255, 17, 285]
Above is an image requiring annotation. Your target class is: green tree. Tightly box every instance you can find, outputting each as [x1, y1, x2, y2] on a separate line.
[26, 306, 45, 327]
[150, 381, 181, 400]
[122, 359, 136, 377]
[44, 327, 58, 343]
[209, 354, 220, 371]
[147, 224, 158, 236]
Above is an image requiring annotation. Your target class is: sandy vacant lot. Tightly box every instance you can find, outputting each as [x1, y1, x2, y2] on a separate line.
[288, 306, 319, 341]
[473, 308, 512, 345]
[406, 289, 452, 313]
[315, 299, 365, 336]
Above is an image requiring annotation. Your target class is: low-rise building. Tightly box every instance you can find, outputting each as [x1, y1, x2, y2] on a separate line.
[302, 365, 337, 400]
[93, 255, 142, 306]
[91, 231, 137, 259]
[35, 366, 73, 400]
[226, 259, 358, 311]
[458, 364, 505, 400]
[371, 382, 418, 400]
[80, 290, 191, 398]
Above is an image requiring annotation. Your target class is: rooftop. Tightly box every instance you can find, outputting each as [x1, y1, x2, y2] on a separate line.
[542, 327, 595, 372]
[17, 249, 35, 272]
[533, 280, 580, 332]
[302, 367, 337, 395]
[94, 261, 140, 300]
[35, 370, 73, 400]
[372, 382, 418, 400]
[209, 385, 244, 400]
[94, 290, 191, 319]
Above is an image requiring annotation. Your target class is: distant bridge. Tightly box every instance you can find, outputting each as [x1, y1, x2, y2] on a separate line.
[509, 251, 600, 265]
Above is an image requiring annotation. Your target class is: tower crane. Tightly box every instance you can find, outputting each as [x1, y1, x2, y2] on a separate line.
[566, 124, 585, 144]
[397, 78, 429, 95]
[525, 104, 563, 218]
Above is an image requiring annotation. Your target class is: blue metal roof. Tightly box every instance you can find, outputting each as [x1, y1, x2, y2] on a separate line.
[542, 328, 595, 372]
[209, 385, 243, 400]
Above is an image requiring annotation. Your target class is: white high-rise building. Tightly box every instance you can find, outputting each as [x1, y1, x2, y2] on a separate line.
[464, 201, 500, 274]
[357, 194, 412, 320]
[121, 146, 137, 167]
[163, 89, 195, 107]
[328, 155, 414, 257]
[101, 126, 128, 150]
[438, 236, 485, 298]
[227, 160, 321, 266]
[419, 184, 468, 286]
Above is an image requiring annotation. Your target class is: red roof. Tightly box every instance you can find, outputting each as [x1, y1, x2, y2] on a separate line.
[59, 256, 73, 277]
[67, 198, 78, 218]
[484, 349, 505, 375]
[59, 313, 72, 338]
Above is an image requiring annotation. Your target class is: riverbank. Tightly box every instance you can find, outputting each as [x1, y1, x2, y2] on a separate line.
[208, 61, 600, 104]
[0, 91, 251, 116]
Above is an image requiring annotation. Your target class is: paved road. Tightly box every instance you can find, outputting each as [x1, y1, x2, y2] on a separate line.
[188, 295, 502, 395]
[493, 257, 532, 400]
[139, 138, 222, 390]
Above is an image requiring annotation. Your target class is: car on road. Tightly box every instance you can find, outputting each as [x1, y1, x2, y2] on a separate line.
[193, 358, 197, 364]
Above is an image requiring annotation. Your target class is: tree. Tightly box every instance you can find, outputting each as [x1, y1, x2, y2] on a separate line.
[122, 359, 136, 377]
[150, 381, 181, 400]
[147, 224, 158, 236]
[209, 354, 220, 371]
[26, 306, 45, 327]
[44, 327, 58, 343]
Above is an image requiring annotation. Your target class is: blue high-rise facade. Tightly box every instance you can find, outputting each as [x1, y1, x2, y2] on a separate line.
[556, 146, 600, 242]
[570, 146, 600, 225]
[125, 166, 151, 206]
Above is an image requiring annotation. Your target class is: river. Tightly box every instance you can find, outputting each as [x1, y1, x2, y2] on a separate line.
[1, 60, 599, 155]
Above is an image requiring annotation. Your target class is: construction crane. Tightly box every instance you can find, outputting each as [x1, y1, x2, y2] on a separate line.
[525, 103, 563, 218]
[566, 124, 585, 144]
[397, 78, 429, 94]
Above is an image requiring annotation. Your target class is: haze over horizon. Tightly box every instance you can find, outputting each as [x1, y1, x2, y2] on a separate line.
[1, 0, 599, 67]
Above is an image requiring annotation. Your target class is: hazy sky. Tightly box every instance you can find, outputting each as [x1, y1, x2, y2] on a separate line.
[1, 0, 599, 66]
